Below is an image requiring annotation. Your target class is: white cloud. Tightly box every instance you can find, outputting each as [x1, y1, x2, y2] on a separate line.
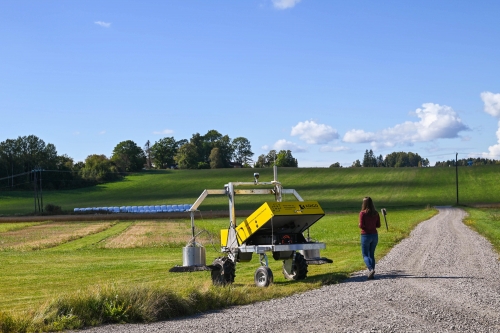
[291, 120, 339, 144]
[272, 0, 301, 9]
[481, 91, 500, 117]
[319, 145, 351, 152]
[480, 92, 500, 159]
[343, 103, 469, 146]
[482, 120, 500, 159]
[99, 130, 106, 135]
[94, 21, 111, 28]
[273, 139, 307, 152]
[153, 129, 174, 135]
[343, 129, 376, 144]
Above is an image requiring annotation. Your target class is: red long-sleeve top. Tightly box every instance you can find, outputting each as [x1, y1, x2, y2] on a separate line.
[359, 210, 381, 235]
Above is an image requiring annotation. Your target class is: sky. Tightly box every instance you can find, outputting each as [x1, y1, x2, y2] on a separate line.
[1, 0, 500, 167]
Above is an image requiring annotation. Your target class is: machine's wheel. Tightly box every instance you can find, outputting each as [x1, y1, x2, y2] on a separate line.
[282, 252, 308, 280]
[254, 266, 273, 287]
[211, 257, 236, 286]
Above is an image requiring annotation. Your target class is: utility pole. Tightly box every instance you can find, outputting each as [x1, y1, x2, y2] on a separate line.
[145, 140, 151, 169]
[32, 167, 44, 213]
[455, 153, 459, 205]
[33, 169, 38, 213]
[39, 168, 43, 212]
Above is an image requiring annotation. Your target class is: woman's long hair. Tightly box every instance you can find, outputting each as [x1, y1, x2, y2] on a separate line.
[361, 196, 377, 216]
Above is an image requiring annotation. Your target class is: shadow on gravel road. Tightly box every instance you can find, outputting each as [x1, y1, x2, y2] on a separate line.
[345, 270, 477, 283]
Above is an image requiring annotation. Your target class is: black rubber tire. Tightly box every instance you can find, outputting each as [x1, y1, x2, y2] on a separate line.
[211, 257, 236, 286]
[254, 266, 273, 287]
[282, 252, 308, 280]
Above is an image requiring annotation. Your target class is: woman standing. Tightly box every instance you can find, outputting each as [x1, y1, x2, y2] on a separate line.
[359, 196, 381, 280]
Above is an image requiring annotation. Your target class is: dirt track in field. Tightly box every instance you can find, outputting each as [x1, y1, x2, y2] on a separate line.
[0, 221, 113, 250]
[103, 221, 191, 248]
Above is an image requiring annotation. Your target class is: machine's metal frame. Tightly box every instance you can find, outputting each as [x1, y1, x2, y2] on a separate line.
[175, 166, 331, 286]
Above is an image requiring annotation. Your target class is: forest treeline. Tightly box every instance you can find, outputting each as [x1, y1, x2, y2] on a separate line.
[434, 157, 499, 167]
[330, 149, 499, 168]
[344, 150, 431, 168]
[0, 132, 298, 190]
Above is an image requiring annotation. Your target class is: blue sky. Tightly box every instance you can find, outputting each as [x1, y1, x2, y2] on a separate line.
[1, 0, 500, 167]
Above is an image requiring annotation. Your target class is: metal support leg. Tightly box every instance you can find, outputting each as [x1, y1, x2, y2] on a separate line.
[259, 253, 269, 267]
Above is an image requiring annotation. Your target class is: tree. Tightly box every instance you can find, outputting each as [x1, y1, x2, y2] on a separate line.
[79, 154, 120, 183]
[376, 154, 384, 167]
[189, 132, 206, 163]
[48, 154, 81, 189]
[395, 153, 409, 167]
[352, 159, 361, 167]
[383, 152, 428, 167]
[111, 140, 145, 172]
[176, 139, 188, 147]
[200, 130, 222, 163]
[213, 134, 234, 167]
[175, 143, 199, 169]
[266, 150, 277, 166]
[254, 150, 298, 168]
[16, 135, 58, 172]
[362, 149, 377, 167]
[186, 130, 235, 168]
[275, 150, 298, 167]
[0, 135, 61, 189]
[329, 162, 342, 168]
[254, 154, 268, 168]
[150, 137, 180, 169]
[232, 137, 254, 166]
[209, 148, 224, 169]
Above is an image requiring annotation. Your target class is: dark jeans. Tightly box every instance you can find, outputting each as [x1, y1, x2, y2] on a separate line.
[361, 233, 378, 271]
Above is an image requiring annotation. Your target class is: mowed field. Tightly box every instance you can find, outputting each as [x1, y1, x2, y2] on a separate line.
[0, 166, 499, 331]
[1, 210, 438, 314]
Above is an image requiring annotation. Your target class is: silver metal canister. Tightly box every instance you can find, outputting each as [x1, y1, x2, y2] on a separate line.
[182, 245, 206, 266]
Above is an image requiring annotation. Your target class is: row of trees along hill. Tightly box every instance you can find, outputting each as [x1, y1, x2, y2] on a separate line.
[332, 150, 499, 168]
[0, 135, 128, 190]
[434, 157, 499, 167]
[254, 150, 298, 168]
[330, 150, 430, 168]
[1, 131, 295, 190]
[0, 135, 85, 190]
[353, 150, 430, 167]
[168, 130, 254, 169]
[141, 130, 256, 170]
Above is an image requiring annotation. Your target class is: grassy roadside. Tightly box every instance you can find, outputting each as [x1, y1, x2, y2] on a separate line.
[463, 207, 500, 258]
[0, 208, 437, 332]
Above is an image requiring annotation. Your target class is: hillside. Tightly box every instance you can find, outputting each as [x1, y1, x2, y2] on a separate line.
[0, 165, 499, 216]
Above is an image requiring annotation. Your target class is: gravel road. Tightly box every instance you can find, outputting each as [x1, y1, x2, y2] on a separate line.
[77, 207, 500, 332]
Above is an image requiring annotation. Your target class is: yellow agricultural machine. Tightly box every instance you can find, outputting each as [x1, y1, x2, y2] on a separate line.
[170, 167, 332, 287]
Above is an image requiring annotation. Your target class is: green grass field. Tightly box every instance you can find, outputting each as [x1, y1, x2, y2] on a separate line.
[0, 166, 499, 332]
[0, 209, 435, 313]
[1, 165, 499, 215]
